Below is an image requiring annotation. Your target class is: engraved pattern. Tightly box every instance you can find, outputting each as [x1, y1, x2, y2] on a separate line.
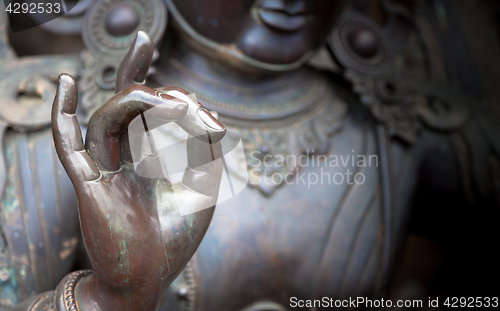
[346, 71, 420, 144]
[48, 270, 92, 311]
[183, 260, 197, 311]
[232, 92, 347, 195]
[63, 271, 90, 311]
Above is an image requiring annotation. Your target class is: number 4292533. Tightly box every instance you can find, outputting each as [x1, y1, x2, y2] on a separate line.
[444, 297, 498, 308]
[5, 2, 62, 14]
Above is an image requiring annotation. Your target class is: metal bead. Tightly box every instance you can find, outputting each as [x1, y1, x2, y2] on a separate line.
[105, 3, 140, 37]
[347, 27, 380, 58]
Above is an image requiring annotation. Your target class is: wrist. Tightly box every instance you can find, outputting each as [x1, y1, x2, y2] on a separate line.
[74, 272, 165, 311]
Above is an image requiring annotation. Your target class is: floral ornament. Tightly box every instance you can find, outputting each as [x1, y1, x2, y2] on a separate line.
[293, 99, 347, 155]
[241, 129, 295, 196]
[235, 96, 347, 196]
[346, 71, 420, 144]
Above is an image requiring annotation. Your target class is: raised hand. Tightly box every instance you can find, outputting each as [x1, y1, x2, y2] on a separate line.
[51, 32, 225, 311]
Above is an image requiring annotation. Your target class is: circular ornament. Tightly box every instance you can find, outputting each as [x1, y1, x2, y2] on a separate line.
[82, 0, 166, 56]
[0, 56, 79, 131]
[329, 11, 395, 77]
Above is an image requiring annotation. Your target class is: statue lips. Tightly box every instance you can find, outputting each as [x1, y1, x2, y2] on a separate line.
[257, 0, 309, 32]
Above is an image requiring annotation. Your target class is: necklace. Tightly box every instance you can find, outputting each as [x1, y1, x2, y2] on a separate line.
[152, 60, 349, 195]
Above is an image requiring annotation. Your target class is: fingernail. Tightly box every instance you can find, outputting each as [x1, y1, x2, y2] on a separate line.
[198, 109, 224, 131]
[159, 92, 187, 107]
[57, 74, 75, 91]
[58, 73, 71, 85]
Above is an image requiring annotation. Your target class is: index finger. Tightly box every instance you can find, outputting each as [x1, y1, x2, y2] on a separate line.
[85, 85, 188, 172]
[115, 31, 154, 94]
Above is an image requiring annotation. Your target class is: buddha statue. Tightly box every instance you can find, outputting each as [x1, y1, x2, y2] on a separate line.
[0, 0, 499, 310]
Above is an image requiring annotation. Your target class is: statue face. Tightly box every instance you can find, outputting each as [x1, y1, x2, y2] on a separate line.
[171, 0, 345, 65]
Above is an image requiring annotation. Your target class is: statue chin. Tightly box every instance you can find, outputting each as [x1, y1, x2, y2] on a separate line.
[164, 0, 335, 72]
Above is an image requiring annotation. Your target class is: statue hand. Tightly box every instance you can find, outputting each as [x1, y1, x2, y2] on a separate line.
[51, 52, 225, 310]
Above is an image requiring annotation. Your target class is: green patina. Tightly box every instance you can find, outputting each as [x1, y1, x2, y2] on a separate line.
[1, 146, 20, 216]
[186, 214, 194, 228]
[116, 240, 130, 274]
[147, 187, 155, 201]
[0, 267, 20, 307]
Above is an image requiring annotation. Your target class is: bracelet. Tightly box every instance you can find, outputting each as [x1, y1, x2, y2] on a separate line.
[52, 270, 93, 311]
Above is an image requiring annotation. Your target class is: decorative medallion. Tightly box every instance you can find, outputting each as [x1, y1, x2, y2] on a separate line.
[329, 11, 470, 144]
[82, 0, 166, 56]
[0, 57, 80, 131]
[79, 0, 167, 122]
[329, 11, 394, 78]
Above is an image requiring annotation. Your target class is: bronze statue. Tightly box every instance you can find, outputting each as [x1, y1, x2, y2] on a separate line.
[1, 0, 499, 310]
